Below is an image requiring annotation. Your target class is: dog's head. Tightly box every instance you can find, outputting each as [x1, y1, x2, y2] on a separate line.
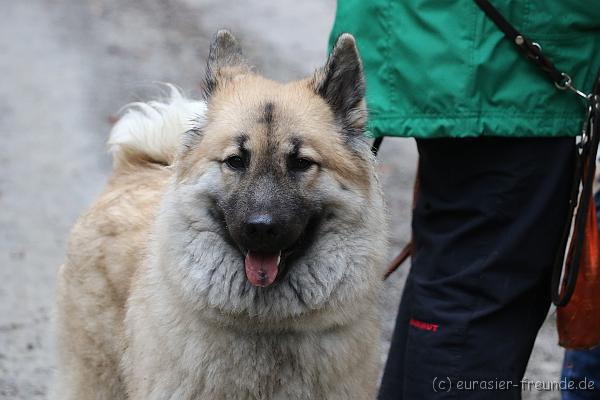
[159, 30, 386, 325]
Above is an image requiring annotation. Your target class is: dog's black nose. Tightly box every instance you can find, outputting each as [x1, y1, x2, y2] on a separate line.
[242, 214, 285, 251]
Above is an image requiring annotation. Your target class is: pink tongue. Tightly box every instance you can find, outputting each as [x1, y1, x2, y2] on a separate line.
[244, 251, 280, 287]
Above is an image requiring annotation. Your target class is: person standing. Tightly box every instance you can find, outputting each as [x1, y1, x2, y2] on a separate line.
[329, 1, 600, 398]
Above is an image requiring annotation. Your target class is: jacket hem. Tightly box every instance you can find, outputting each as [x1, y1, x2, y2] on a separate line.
[367, 115, 582, 138]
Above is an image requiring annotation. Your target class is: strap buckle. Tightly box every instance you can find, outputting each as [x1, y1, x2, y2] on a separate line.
[514, 34, 592, 103]
[555, 73, 592, 102]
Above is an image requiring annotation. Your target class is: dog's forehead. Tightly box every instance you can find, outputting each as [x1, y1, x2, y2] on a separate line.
[212, 83, 333, 153]
[227, 104, 306, 161]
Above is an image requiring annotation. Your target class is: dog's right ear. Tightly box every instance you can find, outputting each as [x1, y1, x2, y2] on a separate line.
[203, 30, 250, 99]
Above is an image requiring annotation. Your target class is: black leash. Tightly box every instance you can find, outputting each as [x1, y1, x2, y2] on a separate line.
[474, 0, 563, 86]
[551, 77, 600, 306]
[474, 0, 600, 306]
[371, 137, 383, 156]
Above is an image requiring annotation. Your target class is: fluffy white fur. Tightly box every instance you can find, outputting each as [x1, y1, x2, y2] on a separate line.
[108, 85, 207, 166]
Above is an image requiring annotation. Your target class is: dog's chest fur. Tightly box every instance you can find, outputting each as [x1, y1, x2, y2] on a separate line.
[124, 265, 378, 400]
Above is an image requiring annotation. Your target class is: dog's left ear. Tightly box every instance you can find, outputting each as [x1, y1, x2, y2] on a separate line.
[204, 29, 251, 98]
[311, 33, 366, 134]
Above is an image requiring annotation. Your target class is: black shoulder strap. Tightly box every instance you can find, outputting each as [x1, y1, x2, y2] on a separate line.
[474, 0, 565, 85]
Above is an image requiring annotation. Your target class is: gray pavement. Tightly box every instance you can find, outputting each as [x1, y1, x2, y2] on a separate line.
[0, 1, 562, 399]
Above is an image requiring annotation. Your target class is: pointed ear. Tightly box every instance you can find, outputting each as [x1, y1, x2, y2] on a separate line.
[203, 30, 251, 98]
[311, 33, 366, 134]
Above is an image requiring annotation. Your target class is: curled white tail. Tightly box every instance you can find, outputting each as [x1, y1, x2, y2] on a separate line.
[108, 85, 207, 167]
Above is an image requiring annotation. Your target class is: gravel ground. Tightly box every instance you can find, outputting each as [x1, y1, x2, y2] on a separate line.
[0, 1, 563, 398]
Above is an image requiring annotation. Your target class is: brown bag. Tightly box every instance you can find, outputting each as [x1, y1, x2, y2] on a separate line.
[557, 193, 600, 349]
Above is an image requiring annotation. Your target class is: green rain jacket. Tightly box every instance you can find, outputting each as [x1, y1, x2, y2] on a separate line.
[329, 1, 600, 138]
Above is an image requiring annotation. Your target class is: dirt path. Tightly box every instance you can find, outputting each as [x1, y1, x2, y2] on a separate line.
[0, 1, 561, 398]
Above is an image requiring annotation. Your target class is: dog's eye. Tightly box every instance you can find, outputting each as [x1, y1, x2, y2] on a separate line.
[225, 155, 245, 170]
[289, 157, 314, 172]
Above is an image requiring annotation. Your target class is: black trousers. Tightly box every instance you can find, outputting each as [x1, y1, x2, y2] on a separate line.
[379, 137, 575, 399]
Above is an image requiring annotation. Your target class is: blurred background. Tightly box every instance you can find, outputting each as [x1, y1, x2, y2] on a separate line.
[0, 1, 562, 398]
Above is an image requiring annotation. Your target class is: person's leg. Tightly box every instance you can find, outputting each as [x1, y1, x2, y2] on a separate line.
[379, 137, 575, 399]
[378, 273, 414, 397]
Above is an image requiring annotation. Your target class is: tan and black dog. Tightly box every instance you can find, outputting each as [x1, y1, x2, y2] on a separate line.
[54, 30, 387, 400]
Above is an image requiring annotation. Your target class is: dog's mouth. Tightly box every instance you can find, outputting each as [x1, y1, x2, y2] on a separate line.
[240, 216, 322, 288]
[210, 197, 324, 289]
[242, 245, 297, 288]
[244, 251, 281, 287]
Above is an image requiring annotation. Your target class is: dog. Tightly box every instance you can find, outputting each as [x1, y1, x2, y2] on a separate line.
[53, 30, 387, 400]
